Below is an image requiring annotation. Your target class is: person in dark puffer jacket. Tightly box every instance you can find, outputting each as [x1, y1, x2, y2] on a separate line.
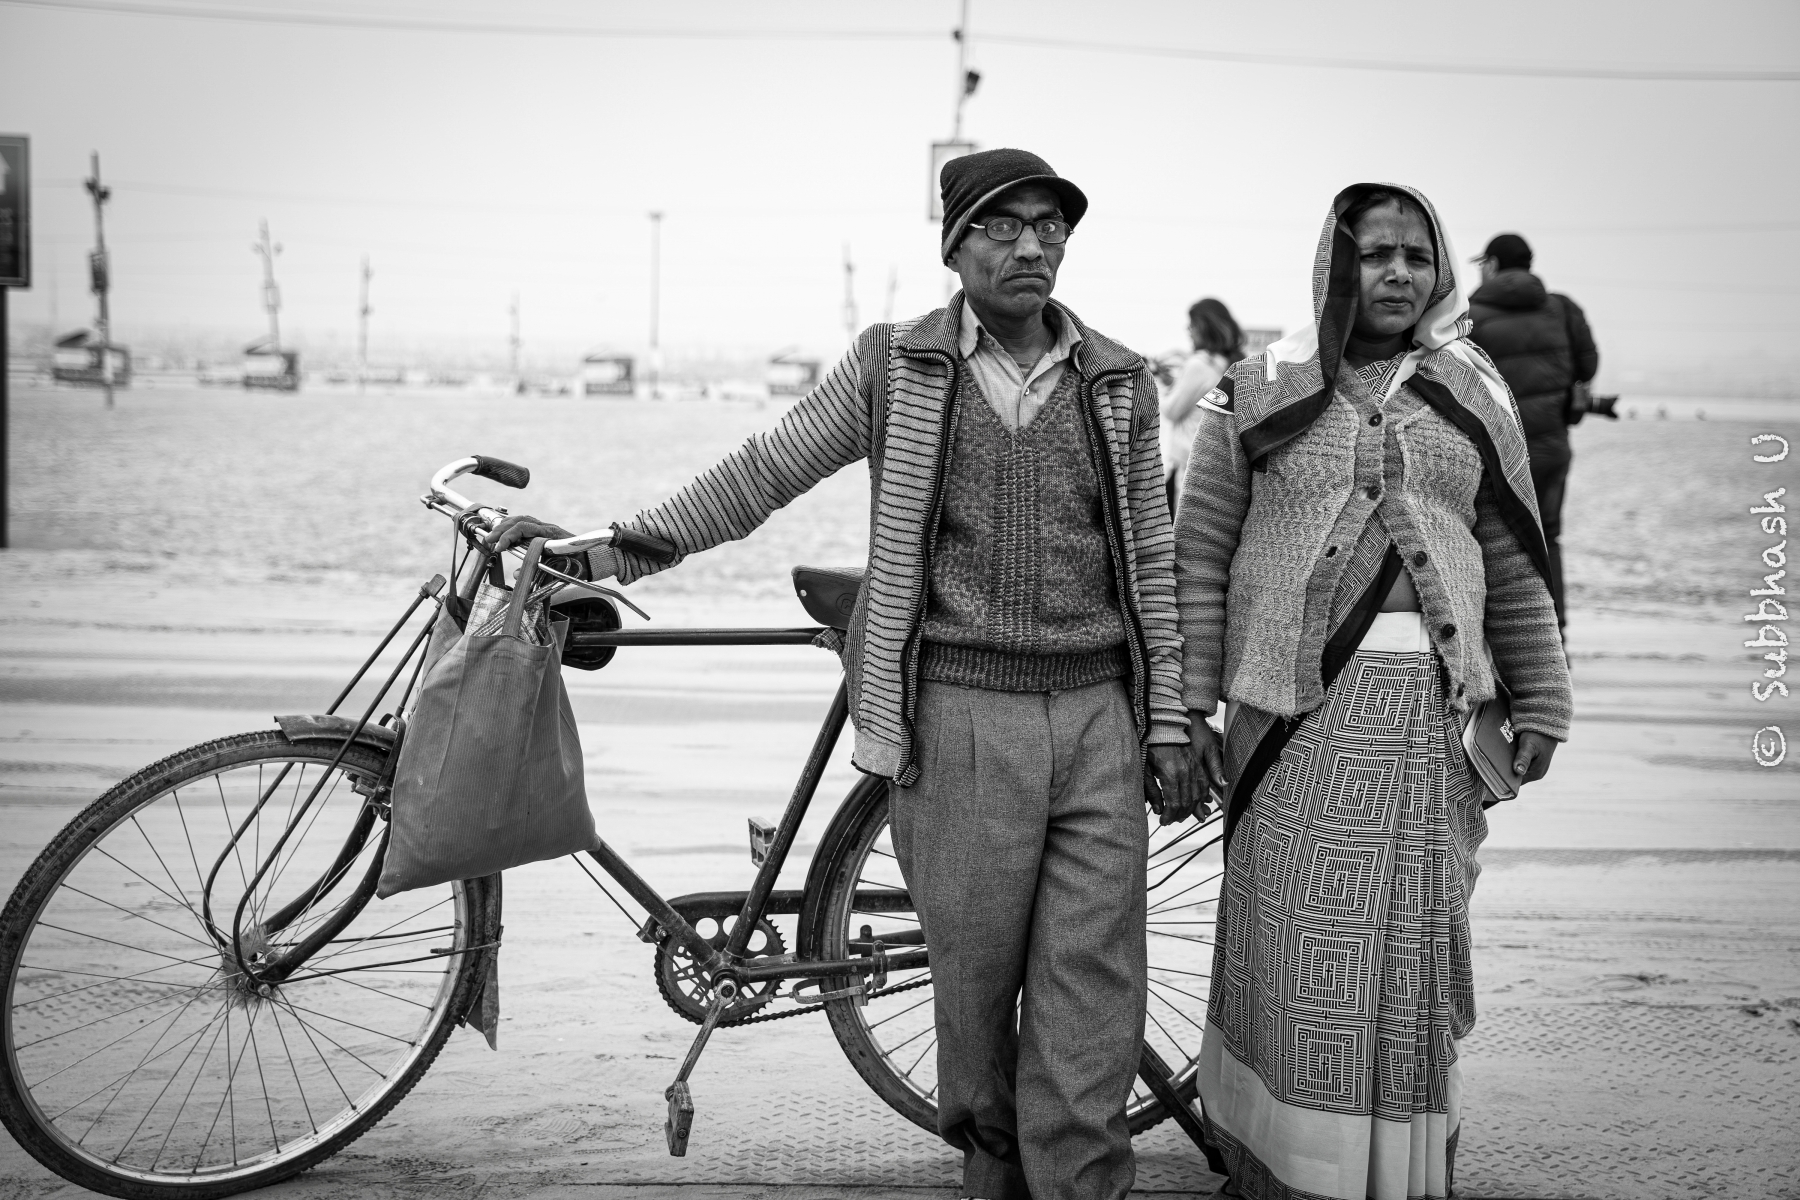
[1467, 232, 1599, 630]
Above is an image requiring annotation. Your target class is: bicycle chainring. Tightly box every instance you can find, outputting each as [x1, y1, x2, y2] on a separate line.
[653, 916, 786, 1026]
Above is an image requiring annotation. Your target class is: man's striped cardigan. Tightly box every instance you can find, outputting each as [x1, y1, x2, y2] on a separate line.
[587, 297, 1188, 783]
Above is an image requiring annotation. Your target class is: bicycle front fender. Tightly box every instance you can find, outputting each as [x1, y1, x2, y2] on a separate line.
[276, 712, 399, 756]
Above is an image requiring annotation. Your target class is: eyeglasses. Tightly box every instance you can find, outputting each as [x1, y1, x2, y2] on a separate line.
[967, 216, 1071, 245]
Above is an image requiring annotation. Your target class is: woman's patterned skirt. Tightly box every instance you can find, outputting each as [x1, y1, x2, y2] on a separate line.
[1197, 615, 1488, 1200]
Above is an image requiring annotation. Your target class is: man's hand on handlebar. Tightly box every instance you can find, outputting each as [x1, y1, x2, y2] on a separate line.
[485, 514, 573, 552]
[484, 515, 588, 579]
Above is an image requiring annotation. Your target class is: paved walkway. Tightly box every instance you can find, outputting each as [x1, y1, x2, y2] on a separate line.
[2, 585, 1797, 1199]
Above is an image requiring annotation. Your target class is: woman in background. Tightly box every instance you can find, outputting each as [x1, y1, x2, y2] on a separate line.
[1173, 183, 1571, 1200]
[1160, 297, 1244, 513]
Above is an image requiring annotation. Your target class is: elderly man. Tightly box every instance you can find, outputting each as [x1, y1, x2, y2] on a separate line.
[492, 148, 1201, 1200]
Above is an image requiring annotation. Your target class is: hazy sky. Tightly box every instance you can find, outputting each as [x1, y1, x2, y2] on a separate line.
[2, 0, 1796, 382]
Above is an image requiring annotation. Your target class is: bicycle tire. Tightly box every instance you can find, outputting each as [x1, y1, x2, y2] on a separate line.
[810, 779, 1223, 1136]
[0, 730, 497, 1200]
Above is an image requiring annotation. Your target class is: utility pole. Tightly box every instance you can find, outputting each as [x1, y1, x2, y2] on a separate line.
[842, 245, 858, 348]
[356, 255, 371, 392]
[944, 0, 981, 304]
[647, 210, 663, 399]
[508, 291, 521, 394]
[83, 152, 114, 409]
[252, 219, 282, 350]
[951, 0, 979, 140]
[883, 266, 899, 324]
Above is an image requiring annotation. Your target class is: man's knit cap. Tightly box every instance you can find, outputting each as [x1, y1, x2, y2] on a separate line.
[939, 148, 1089, 264]
[1477, 232, 1532, 271]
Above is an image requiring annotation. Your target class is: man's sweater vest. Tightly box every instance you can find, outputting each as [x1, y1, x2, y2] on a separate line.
[919, 368, 1129, 692]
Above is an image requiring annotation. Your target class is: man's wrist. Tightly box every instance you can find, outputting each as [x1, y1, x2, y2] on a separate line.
[584, 547, 623, 583]
[1147, 722, 1189, 747]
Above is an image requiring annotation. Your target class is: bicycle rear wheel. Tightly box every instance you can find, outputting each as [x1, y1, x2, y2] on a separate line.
[813, 780, 1223, 1134]
[0, 730, 496, 1199]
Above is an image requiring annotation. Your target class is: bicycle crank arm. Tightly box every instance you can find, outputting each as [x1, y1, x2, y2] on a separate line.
[663, 978, 737, 1157]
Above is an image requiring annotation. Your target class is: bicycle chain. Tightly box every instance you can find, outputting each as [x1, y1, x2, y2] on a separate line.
[726, 972, 933, 1027]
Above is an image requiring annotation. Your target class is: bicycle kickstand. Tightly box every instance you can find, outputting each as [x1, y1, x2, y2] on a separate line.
[663, 978, 737, 1156]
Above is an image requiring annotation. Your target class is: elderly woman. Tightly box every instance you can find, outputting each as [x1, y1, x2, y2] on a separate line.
[1173, 183, 1572, 1200]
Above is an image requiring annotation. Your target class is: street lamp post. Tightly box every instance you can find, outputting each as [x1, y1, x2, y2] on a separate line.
[252, 219, 282, 352]
[357, 255, 371, 392]
[842, 245, 858, 349]
[648, 210, 663, 400]
[509, 291, 522, 394]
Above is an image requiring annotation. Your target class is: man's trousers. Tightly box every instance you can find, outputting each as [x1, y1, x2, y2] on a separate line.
[889, 678, 1148, 1200]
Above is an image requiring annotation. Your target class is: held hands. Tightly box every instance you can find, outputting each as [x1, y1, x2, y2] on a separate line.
[1146, 715, 1227, 826]
[1145, 745, 1202, 826]
[1512, 731, 1557, 785]
[1144, 712, 1231, 827]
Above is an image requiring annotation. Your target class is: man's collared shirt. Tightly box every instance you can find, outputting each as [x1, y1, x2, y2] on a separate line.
[958, 299, 1083, 432]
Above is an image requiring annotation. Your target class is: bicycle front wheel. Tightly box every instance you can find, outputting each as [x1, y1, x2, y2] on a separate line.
[813, 780, 1224, 1135]
[0, 730, 495, 1199]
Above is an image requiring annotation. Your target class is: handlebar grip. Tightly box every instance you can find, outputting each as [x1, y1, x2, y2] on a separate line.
[470, 455, 531, 490]
[610, 523, 679, 564]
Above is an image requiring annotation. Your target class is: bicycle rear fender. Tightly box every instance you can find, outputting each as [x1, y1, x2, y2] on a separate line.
[795, 772, 888, 958]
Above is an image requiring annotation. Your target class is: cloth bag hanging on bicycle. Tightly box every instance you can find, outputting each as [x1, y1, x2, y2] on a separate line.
[378, 537, 600, 898]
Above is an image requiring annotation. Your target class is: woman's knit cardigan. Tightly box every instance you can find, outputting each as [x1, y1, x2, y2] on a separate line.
[1173, 362, 1573, 741]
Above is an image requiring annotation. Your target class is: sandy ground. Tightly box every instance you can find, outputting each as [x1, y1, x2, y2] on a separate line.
[2, 575, 1798, 1199]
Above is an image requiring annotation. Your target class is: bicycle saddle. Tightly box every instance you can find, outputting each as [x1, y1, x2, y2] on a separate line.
[792, 565, 864, 630]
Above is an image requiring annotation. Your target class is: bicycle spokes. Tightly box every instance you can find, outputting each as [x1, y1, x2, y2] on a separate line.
[5, 745, 472, 1183]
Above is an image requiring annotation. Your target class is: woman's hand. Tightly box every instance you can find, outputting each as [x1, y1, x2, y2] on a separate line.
[1513, 731, 1557, 784]
[1187, 716, 1226, 799]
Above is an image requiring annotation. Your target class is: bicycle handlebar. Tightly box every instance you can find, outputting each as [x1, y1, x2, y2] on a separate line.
[469, 454, 530, 490]
[424, 456, 678, 562]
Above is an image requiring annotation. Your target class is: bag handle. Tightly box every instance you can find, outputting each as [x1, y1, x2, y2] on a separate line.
[503, 537, 548, 639]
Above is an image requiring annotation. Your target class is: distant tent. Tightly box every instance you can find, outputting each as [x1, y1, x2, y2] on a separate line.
[50, 328, 131, 386]
[242, 337, 300, 391]
[580, 352, 634, 396]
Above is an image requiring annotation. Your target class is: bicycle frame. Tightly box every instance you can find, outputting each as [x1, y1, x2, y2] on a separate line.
[215, 515, 925, 1003]
[191, 453, 925, 1009]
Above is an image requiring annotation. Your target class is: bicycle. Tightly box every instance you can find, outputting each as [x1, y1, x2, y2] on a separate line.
[0, 454, 1226, 1199]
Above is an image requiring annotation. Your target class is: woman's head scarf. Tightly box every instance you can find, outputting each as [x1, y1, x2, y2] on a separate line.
[1224, 182, 1551, 582]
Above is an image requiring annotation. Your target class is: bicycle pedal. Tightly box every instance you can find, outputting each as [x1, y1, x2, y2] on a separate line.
[664, 1080, 695, 1156]
[747, 816, 776, 866]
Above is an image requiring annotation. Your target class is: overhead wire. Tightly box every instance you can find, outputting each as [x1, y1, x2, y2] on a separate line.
[31, 180, 1800, 237]
[5, 0, 1796, 82]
